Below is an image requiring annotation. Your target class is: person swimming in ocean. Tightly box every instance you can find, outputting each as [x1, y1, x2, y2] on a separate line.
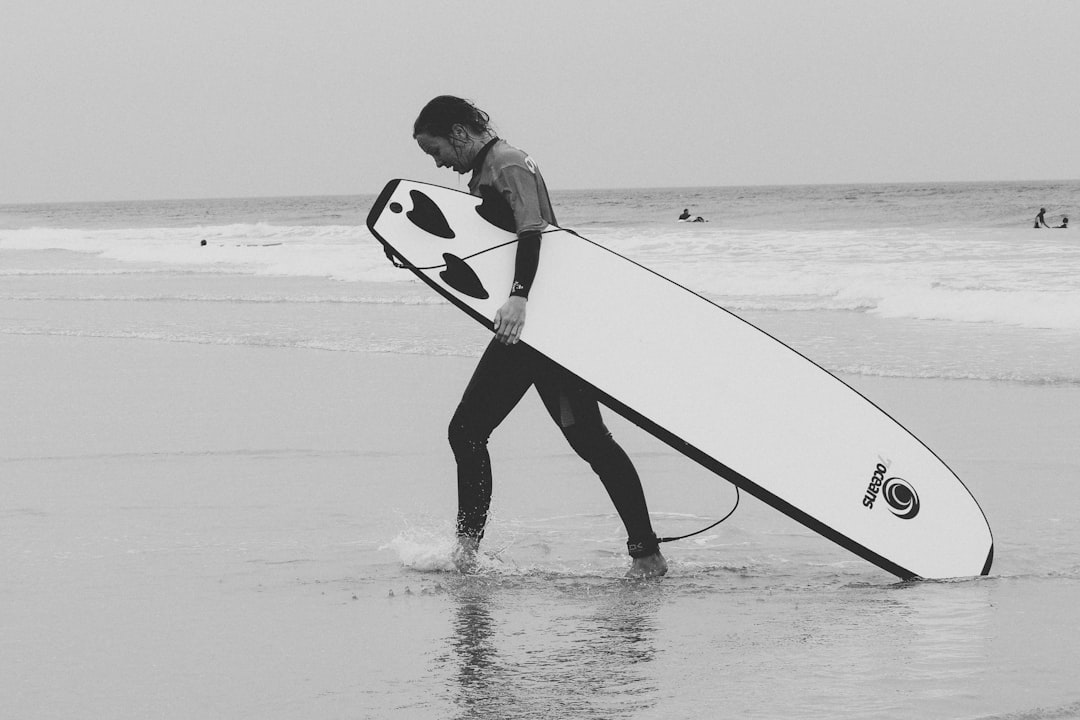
[678, 208, 691, 220]
[1035, 208, 1050, 228]
[1056, 217, 1069, 229]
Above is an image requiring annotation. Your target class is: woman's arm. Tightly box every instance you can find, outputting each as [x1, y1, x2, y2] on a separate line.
[494, 230, 540, 345]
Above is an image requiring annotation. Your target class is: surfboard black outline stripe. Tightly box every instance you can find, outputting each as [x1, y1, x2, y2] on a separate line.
[366, 178, 995, 580]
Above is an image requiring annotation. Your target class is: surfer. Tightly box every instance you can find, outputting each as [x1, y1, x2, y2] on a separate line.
[679, 208, 691, 220]
[1035, 208, 1050, 228]
[413, 95, 667, 578]
[1056, 217, 1068, 229]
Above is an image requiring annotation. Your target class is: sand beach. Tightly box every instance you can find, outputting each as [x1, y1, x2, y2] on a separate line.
[4, 327, 1080, 718]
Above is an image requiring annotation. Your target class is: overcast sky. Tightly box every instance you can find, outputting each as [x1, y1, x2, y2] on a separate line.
[3, 0, 1078, 203]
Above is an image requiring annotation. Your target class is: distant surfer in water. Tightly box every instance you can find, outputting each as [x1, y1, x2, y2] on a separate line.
[413, 95, 667, 578]
[1035, 208, 1050, 228]
[1056, 217, 1069, 229]
[678, 208, 707, 222]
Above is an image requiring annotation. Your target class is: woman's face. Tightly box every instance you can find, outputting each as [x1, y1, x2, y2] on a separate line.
[416, 132, 470, 174]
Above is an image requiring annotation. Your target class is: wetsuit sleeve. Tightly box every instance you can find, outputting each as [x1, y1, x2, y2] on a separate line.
[511, 231, 540, 298]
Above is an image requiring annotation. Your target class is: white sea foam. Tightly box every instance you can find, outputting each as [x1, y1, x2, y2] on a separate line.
[0, 224, 404, 284]
[873, 286, 1080, 330]
[5, 221, 1077, 332]
[381, 528, 457, 573]
[0, 292, 445, 305]
[4, 183, 1079, 384]
[605, 225, 1080, 332]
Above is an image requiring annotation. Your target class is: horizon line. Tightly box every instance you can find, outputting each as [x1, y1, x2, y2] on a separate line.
[3, 176, 1079, 208]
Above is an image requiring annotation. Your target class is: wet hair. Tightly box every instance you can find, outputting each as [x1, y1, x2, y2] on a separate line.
[413, 96, 492, 139]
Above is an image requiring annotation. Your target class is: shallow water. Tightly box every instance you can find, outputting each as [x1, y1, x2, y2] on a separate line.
[358, 572, 1080, 719]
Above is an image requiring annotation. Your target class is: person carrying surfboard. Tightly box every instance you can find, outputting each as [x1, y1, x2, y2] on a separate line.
[413, 95, 668, 578]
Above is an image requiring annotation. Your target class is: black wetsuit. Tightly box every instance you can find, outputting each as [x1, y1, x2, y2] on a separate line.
[449, 139, 659, 558]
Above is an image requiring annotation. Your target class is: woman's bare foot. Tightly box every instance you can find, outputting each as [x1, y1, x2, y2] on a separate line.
[452, 537, 480, 574]
[626, 550, 668, 578]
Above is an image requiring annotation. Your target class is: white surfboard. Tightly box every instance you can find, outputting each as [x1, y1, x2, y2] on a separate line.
[366, 179, 994, 580]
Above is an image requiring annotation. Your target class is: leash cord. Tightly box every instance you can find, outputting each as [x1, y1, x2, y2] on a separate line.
[657, 487, 740, 544]
[382, 228, 565, 271]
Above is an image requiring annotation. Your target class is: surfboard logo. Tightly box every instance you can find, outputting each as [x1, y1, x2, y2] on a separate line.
[882, 477, 920, 520]
[863, 463, 889, 508]
[863, 465, 920, 519]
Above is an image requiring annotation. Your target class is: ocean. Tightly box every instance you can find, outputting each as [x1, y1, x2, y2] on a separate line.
[3, 180, 1080, 719]
[3, 180, 1078, 384]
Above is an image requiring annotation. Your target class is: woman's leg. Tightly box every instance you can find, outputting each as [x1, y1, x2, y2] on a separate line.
[448, 340, 536, 542]
[534, 367, 660, 559]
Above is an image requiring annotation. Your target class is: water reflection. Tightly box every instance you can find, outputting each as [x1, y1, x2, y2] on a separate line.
[440, 577, 663, 720]
[447, 580, 504, 720]
[419, 569, 1019, 720]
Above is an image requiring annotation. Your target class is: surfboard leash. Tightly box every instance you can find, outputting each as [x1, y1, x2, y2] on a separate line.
[379, 228, 566, 272]
[656, 487, 740, 545]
